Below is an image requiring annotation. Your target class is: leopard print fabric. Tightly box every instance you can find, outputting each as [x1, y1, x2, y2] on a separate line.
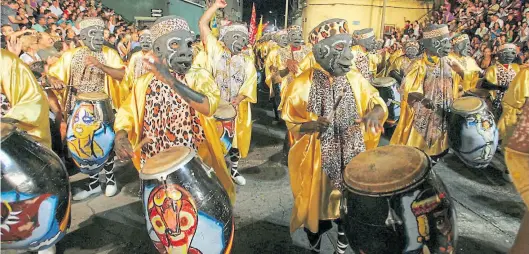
[139, 77, 206, 168]
[412, 58, 454, 147]
[492, 63, 517, 117]
[353, 49, 373, 82]
[307, 70, 366, 189]
[65, 48, 106, 111]
[0, 93, 11, 117]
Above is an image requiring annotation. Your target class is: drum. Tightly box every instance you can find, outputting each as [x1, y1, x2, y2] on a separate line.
[372, 77, 401, 127]
[66, 92, 115, 174]
[213, 100, 237, 155]
[463, 88, 493, 111]
[341, 145, 457, 254]
[139, 146, 234, 254]
[448, 97, 499, 169]
[1, 123, 71, 251]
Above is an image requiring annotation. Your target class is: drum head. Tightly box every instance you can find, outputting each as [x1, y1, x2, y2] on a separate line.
[77, 92, 109, 101]
[139, 146, 196, 180]
[0, 122, 15, 140]
[372, 77, 397, 88]
[344, 145, 430, 196]
[451, 97, 484, 115]
[214, 100, 237, 121]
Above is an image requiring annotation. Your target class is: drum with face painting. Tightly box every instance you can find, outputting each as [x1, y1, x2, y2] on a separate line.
[139, 146, 234, 254]
[213, 100, 237, 156]
[1, 123, 71, 252]
[448, 96, 499, 169]
[341, 145, 457, 254]
[372, 77, 401, 127]
[66, 92, 115, 174]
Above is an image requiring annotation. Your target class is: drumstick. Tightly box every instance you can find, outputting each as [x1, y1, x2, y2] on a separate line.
[44, 85, 74, 90]
[133, 136, 153, 153]
[317, 87, 346, 139]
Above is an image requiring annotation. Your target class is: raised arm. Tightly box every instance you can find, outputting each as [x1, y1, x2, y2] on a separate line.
[199, 0, 227, 43]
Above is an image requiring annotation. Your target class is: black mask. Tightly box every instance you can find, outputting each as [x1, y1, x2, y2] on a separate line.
[288, 29, 303, 47]
[498, 49, 516, 64]
[313, 34, 353, 77]
[222, 30, 248, 55]
[139, 32, 153, 52]
[453, 39, 471, 57]
[353, 28, 377, 52]
[153, 30, 194, 75]
[80, 25, 104, 52]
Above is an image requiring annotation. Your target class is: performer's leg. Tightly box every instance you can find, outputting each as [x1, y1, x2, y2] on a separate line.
[228, 148, 246, 185]
[103, 154, 118, 197]
[304, 220, 333, 253]
[511, 211, 529, 254]
[72, 172, 102, 201]
[334, 218, 349, 254]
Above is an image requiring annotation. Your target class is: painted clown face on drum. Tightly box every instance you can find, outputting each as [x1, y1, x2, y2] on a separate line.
[453, 39, 471, 57]
[222, 31, 248, 55]
[139, 32, 153, 52]
[80, 25, 104, 52]
[422, 34, 451, 57]
[313, 34, 354, 76]
[353, 29, 377, 52]
[498, 49, 516, 64]
[288, 29, 303, 48]
[153, 30, 194, 75]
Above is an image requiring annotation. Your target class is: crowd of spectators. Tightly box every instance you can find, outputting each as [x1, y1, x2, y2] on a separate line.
[0, 0, 142, 66]
[383, 0, 529, 68]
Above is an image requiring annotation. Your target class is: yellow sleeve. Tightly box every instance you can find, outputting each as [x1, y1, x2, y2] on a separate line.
[402, 60, 426, 96]
[265, 48, 280, 88]
[205, 33, 225, 64]
[388, 56, 404, 74]
[114, 89, 135, 134]
[281, 70, 317, 138]
[484, 65, 498, 85]
[1, 50, 51, 148]
[504, 69, 529, 109]
[188, 68, 221, 117]
[298, 51, 315, 73]
[240, 56, 257, 103]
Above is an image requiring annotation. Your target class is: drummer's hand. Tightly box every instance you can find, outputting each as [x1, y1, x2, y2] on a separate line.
[355, 105, 384, 134]
[300, 117, 330, 133]
[448, 58, 465, 77]
[46, 76, 65, 90]
[143, 53, 173, 85]
[421, 97, 435, 110]
[231, 95, 246, 107]
[114, 130, 133, 161]
[286, 59, 299, 74]
[271, 73, 282, 84]
[85, 56, 102, 69]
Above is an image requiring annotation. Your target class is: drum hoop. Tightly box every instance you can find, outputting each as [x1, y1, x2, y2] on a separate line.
[372, 77, 397, 88]
[343, 148, 433, 197]
[0, 123, 16, 141]
[139, 148, 197, 180]
[450, 97, 486, 115]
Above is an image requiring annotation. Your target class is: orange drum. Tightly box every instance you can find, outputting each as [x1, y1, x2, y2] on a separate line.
[213, 100, 237, 155]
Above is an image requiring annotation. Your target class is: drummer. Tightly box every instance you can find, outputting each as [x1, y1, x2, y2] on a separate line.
[281, 18, 388, 253]
[448, 34, 482, 94]
[113, 16, 235, 203]
[351, 28, 380, 83]
[390, 24, 464, 164]
[498, 68, 529, 141]
[388, 40, 420, 86]
[47, 17, 126, 200]
[123, 29, 153, 88]
[199, 0, 257, 186]
[1, 49, 52, 149]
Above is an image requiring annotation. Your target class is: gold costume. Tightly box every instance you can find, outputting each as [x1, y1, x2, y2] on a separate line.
[388, 55, 415, 86]
[0, 49, 51, 148]
[204, 34, 257, 158]
[448, 52, 482, 92]
[484, 63, 520, 100]
[282, 65, 387, 233]
[390, 54, 460, 156]
[298, 51, 317, 73]
[192, 43, 209, 69]
[114, 69, 235, 204]
[371, 51, 389, 78]
[123, 50, 150, 91]
[498, 69, 529, 140]
[388, 49, 404, 67]
[504, 99, 529, 207]
[265, 44, 312, 98]
[48, 46, 127, 110]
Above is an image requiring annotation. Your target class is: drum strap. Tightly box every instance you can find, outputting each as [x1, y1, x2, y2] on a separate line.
[453, 143, 490, 155]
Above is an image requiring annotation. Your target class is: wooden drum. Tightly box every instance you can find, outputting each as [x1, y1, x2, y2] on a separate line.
[213, 100, 237, 156]
[66, 92, 115, 174]
[139, 146, 234, 254]
[341, 145, 457, 254]
[1, 123, 71, 252]
[372, 77, 401, 127]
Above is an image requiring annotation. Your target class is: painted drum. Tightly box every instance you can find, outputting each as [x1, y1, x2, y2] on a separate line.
[448, 97, 499, 169]
[66, 92, 115, 174]
[463, 88, 493, 112]
[139, 146, 234, 254]
[1, 123, 71, 252]
[341, 145, 457, 254]
[213, 100, 237, 156]
[372, 77, 401, 126]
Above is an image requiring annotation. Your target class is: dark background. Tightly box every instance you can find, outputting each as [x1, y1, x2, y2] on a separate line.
[242, 0, 286, 28]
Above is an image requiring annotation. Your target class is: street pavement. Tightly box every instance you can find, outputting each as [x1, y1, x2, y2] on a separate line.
[6, 96, 524, 254]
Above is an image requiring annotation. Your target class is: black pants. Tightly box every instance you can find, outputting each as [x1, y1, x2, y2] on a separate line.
[271, 83, 282, 120]
[50, 117, 63, 158]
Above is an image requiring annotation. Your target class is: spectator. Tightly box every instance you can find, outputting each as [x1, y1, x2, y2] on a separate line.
[19, 34, 41, 64]
[490, 14, 504, 29]
[37, 31, 54, 50]
[49, 0, 63, 18]
[32, 15, 46, 32]
[506, 14, 517, 27]
[491, 22, 503, 40]
[117, 33, 130, 60]
[16, 6, 30, 29]
[1, 1, 23, 30]
[520, 22, 529, 42]
[489, 0, 500, 15]
[479, 47, 494, 69]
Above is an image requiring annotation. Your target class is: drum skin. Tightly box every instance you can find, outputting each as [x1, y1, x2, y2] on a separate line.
[448, 98, 499, 169]
[463, 88, 493, 112]
[141, 157, 234, 254]
[1, 128, 71, 251]
[66, 94, 115, 174]
[341, 171, 457, 254]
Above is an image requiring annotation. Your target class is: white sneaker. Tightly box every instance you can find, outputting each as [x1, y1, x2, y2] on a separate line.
[503, 171, 513, 182]
[38, 245, 56, 254]
[105, 183, 118, 197]
[72, 185, 102, 201]
[232, 175, 246, 186]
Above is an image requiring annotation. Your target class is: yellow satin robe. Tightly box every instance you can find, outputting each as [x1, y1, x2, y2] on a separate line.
[371, 51, 389, 78]
[387, 55, 414, 81]
[389, 49, 404, 67]
[204, 34, 257, 158]
[498, 68, 529, 141]
[448, 52, 482, 92]
[390, 54, 461, 156]
[1, 49, 51, 148]
[48, 46, 127, 110]
[123, 50, 149, 91]
[114, 68, 236, 204]
[281, 65, 388, 233]
[192, 43, 209, 69]
[298, 51, 316, 73]
[484, 63, 521, 100]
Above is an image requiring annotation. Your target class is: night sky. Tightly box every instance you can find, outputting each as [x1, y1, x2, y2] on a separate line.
[242, 0, 287, 28]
